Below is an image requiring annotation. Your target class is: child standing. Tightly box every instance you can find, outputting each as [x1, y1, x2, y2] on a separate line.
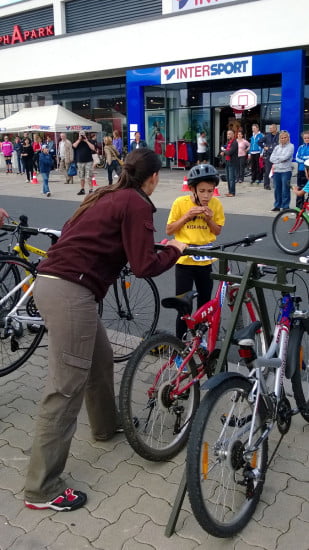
[166, 164, 225, 339]
[39, 146, 54, 197]
[2, 136, 14, 173]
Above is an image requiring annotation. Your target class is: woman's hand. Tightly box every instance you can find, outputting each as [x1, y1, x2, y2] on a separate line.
[166, 239, 187, 253]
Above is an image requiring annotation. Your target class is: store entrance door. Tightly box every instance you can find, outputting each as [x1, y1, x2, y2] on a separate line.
[212, 105, 261, 167]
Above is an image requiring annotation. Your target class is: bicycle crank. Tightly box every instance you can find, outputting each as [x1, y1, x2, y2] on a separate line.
[277, 396, 292, 435]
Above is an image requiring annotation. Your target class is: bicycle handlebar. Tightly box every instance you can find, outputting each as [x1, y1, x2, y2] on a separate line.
[1, 215, 60, 256]
[155, 233, 267, 255]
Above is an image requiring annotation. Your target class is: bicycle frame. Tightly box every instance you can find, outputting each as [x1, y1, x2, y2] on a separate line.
[286, 201, 309, 233]
[239, 293, 298, 455]
[158, 277, 260, 402]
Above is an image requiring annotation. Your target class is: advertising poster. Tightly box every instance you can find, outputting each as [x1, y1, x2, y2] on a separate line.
[146, 112, 166, 165]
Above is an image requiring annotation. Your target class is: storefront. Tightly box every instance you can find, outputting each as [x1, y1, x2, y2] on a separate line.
[127, 50, 305, 166]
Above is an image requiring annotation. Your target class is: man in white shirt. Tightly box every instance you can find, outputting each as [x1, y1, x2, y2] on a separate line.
[197, 131, 209, 164]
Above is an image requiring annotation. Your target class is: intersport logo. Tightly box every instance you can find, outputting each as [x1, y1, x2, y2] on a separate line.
[161, 57, 252, 84]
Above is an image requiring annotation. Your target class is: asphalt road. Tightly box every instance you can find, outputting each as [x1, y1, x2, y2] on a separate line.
[1, 195, 308, 332]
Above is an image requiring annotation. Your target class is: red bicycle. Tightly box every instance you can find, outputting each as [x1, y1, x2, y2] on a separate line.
[119, 233, 267, 461]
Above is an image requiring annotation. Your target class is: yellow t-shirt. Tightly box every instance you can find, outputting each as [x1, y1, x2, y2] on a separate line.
[167, 195, 225, 266]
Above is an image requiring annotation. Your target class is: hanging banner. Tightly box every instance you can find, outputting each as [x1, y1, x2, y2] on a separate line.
[168, 0, 258, 13]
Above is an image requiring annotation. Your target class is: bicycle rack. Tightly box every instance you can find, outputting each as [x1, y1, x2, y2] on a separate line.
[165, 251, 309, 537]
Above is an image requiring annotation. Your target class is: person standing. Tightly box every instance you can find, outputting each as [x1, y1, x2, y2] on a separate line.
[73, 131, 96, 195]
[58, 133, 74, 185]
[236, 130, 249, 183]
[13, 136, 23, 174]
[23, 148, 186, 512]
[21, 138, 34, 183]
[32, 136, 42, 172]
[1, 135, 14, 173]
[270, 130, 294, 211]
[130, 131, 147, 151]
[221, 129, 238, 196]
[196, 131, 209, 164]
[39, 145, 54, 197]
[258, 124, 279, 189]
[248, 124, 264, 184]
[295, 131, 309, 208]
[166, 164, 225, 339]
[103, 136, 121, 184]
[112, 130, 123, 158]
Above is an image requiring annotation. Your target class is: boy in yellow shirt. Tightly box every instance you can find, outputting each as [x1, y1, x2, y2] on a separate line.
[166, 164, 225, 338]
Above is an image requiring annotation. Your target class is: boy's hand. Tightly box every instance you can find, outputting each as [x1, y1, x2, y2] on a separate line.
[187, 206, 206, 220]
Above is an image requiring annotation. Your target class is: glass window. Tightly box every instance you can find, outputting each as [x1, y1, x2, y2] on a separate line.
[262, 87, 281, 103]
[260, 103, 281, 125]
[145, 87, 165, 110]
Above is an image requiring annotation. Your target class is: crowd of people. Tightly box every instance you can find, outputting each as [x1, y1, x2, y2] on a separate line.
[0, 124, 307, 210]
[219, 123, 309, 211]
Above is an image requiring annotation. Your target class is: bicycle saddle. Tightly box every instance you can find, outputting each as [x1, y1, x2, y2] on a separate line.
[161, 290, 197, 315]
[232, 321, 262, 345]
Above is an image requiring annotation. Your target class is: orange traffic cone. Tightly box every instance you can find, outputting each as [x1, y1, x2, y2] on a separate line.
[182, 176, 189, 192]
[92, 174, 98, 187]
[213, 186, 221, 197]
[31, 171, 39, 184]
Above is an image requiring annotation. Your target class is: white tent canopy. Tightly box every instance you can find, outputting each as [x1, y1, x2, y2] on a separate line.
[0, 105, 102, 133]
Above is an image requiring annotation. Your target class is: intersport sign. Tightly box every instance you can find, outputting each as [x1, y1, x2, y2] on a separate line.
[161, 57, 252, 84]
[169, 0, 258, 12]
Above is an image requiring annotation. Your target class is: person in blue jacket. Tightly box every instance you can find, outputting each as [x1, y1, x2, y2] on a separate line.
[39, 145, 54, 197]
[248, 123, 264, 184]
[295, 131, 309, 208]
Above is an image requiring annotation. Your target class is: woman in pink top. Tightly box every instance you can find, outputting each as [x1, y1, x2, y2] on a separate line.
[237, 130, 250, 183]
[2, 135, 14, 173]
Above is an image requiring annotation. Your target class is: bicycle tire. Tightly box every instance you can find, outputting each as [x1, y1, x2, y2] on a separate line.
[187, 376, 268, 538]
[0, 255, 46, 377]
[119, 331, 200, 461]
[102, 269, 160, 362]
[272, 209, 309, 255]
[289, 323, 309, 422]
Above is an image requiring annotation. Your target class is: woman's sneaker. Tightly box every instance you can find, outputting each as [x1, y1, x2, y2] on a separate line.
[24, 488, 87, 511]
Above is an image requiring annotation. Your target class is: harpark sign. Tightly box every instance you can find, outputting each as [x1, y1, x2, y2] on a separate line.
[0, 24, 54, 46]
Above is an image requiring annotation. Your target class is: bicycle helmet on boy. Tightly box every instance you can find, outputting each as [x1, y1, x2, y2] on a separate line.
[187, 164, 219, 187]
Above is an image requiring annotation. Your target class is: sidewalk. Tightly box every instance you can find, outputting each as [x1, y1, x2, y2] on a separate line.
[0, 167, 308, 550]
[0, 166, 290, 216]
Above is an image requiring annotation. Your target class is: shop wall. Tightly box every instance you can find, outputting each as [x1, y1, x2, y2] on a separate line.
[0, 0, 307, 88]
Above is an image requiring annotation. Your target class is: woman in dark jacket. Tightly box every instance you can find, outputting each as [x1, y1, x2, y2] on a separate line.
[221, 129, 239, 196]
[21, 138, 34, 183]
[24, 148, 186, 513]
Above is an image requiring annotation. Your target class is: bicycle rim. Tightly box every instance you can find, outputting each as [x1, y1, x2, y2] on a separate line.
[119, 331, 199, 461]
[187, 377, 267, 537]
[102, 272, 160, 362]
[0, 256, 46, 376]
[272, 210, 309, 255]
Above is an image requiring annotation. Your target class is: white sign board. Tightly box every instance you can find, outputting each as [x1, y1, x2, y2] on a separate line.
[167, 0, 259, 14]
[161, 57, 252, 85]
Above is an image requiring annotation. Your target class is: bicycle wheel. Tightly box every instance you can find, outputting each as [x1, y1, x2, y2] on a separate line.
[289, 323, 309, 422]
[0, 255, 46, 377]
[102, 268, 160, 362]
[119, 331, 200, 461]
[187, 376, 268, 538]
[272, 209, 309, 255]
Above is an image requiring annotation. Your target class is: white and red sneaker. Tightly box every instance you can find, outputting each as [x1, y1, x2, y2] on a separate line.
[25, 488, 87, 511]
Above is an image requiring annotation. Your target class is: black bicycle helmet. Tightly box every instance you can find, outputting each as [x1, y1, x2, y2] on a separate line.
[187, 164, 219, 187]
